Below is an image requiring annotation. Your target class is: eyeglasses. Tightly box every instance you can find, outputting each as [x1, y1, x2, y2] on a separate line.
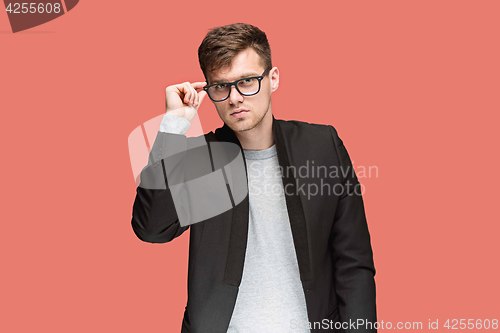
[203, 69, 270, 102]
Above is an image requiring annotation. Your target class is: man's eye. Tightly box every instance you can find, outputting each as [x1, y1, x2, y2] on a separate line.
[239, 78, 255, 85]
[215, 84, 227, 90]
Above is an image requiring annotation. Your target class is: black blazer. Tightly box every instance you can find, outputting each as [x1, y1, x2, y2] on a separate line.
[131, 116, 377, 333]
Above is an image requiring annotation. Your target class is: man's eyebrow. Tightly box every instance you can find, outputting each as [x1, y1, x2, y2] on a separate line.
[211, 72, 261, 83]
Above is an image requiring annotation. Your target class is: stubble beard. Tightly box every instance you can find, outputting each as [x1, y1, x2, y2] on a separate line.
[229, 107, 269, 133]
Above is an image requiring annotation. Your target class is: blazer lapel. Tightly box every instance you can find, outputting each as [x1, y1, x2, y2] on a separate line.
[215, 122, 249, 287]
[273, 118, 313, 286]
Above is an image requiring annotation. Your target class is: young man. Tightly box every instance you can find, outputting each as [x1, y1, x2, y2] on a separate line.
[131, 23, 377, 333]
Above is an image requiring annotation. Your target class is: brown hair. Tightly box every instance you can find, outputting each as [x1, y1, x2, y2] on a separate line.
[198, 22, 272, 82]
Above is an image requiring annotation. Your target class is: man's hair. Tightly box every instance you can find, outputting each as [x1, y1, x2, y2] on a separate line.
[198, 22, 272, 82]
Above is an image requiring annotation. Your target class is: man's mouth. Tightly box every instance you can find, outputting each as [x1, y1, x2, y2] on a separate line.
[230, 109, 249, 117]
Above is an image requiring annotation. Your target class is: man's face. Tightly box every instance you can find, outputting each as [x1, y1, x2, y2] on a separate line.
[207, 48, 279, 133]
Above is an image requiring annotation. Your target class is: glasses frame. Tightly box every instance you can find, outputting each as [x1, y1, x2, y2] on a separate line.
[203, 68, 270, 102]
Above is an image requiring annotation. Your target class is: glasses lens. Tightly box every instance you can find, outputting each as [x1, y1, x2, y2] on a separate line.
[208, 84, 230, 101]
[237, 78, 260, 95]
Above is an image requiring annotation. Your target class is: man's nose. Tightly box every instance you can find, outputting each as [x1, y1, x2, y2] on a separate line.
[228, 85, 244, 104]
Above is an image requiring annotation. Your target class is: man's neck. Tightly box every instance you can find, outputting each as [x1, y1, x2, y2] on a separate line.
[235, 112, 274, 150]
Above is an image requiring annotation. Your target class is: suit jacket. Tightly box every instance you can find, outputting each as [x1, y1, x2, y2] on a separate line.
[131, 116, 377, 333]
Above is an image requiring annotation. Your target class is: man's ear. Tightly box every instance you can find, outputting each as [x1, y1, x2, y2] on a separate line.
[270, 67, 279, 93]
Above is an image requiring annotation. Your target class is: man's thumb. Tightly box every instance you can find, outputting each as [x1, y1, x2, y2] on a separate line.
[197, 90, 208, 107]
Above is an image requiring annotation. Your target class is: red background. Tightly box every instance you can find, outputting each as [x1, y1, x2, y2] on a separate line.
[1, 1, 499, 332]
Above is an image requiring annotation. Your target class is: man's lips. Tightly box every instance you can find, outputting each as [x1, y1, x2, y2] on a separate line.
[230, 109, 249, 115]
[230, 109, 249, 117]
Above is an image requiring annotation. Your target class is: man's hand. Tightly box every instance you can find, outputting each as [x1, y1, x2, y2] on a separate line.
[165, 81, 208, 122]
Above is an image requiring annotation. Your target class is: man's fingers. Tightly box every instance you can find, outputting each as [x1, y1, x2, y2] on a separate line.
[190, 84, 197, 105]
[192, 81, 208, 90]
[190, 82, 206, 107]
[169, 81, 205, 91]
[166, 81, 208, 108]
[196, 90, 207, 108]
[182, 82, 193, 105]
[190, 82, 207, 107]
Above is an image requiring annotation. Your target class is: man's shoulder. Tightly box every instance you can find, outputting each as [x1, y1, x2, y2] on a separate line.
[276, 118, 338, 142]
[277, 118, 333, 131]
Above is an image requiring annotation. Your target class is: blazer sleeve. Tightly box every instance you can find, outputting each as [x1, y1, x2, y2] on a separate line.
[329, 125, 377, 332]
[131, 131, 190, 243]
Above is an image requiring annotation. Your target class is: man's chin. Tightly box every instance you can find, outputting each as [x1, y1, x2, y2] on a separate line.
[225, 118, 254, 132]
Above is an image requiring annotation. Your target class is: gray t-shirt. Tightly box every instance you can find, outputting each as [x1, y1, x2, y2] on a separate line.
[226, 144, 310, 333]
